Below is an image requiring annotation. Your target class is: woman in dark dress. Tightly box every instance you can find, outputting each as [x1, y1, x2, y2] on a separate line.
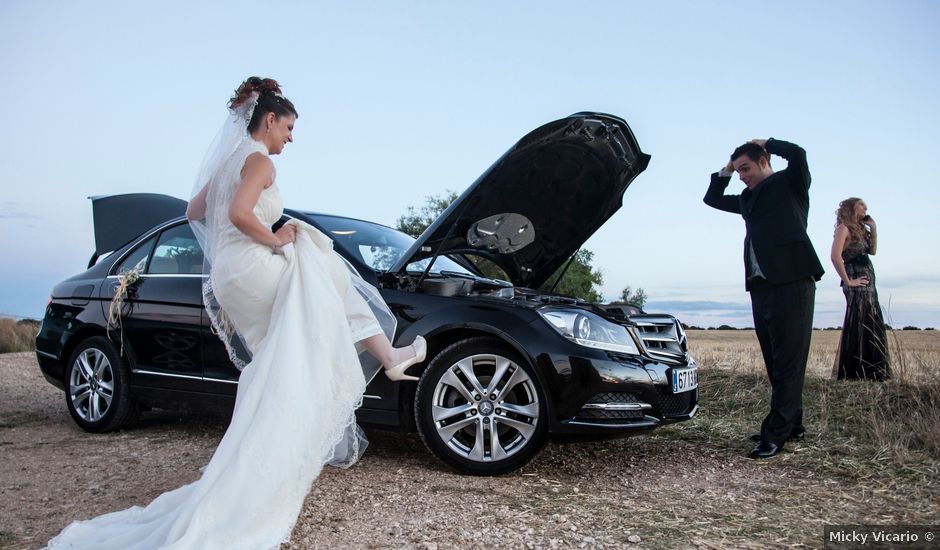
[830, 197, 890, 380]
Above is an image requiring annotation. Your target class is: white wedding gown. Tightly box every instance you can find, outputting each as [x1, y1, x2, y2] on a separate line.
[47, 139, 391, 549]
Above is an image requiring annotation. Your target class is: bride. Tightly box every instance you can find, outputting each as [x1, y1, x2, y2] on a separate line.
[45, 77, 426, 549]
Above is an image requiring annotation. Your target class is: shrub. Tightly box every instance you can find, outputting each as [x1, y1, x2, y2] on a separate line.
[0, 318, 39, 353]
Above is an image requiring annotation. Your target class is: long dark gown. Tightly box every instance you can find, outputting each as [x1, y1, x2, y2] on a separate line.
[835, 236, 891, 381]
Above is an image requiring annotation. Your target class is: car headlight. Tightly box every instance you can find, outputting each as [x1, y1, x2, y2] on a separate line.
[538, 307, 640, 355]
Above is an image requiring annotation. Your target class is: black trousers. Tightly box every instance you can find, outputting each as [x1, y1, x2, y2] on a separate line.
[749, 277, 816, 445]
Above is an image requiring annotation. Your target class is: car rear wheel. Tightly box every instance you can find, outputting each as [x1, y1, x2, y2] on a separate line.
[415, 337, 548, 475]
[65, 336, 138, 432]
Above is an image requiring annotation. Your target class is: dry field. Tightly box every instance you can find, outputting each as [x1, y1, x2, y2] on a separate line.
[1, 330, 938, 549]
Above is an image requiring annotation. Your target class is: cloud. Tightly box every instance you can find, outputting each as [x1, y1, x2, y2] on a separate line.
[877, 274, 940, 289]
[0, 202, 39, 220]
[646, 300, 753, 313]
[643, 299, 755, 327]
[642, 297, 938, 329]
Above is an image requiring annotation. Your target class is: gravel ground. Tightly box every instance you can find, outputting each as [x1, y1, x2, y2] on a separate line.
[1, 351, 933, 549]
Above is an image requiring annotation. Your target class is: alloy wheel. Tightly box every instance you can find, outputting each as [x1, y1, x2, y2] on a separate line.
[430, 353, 540, 462]
[69, 348, 115, 423]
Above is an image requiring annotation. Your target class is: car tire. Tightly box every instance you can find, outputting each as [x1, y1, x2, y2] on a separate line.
[415, 336, 548, 475]
[64, 336, 139, 432]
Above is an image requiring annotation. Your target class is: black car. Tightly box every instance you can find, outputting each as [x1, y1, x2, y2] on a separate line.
[36, 112, 698, 475]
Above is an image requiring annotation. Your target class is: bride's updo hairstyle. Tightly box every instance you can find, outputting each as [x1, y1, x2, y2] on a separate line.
[229, 76, 298, 133]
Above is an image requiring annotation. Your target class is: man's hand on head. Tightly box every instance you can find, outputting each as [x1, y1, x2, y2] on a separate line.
[718, 159, 735, 178]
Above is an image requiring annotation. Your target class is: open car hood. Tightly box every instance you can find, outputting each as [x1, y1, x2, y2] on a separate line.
[390, 112, 650, 288]
[90, 193, 188, 256]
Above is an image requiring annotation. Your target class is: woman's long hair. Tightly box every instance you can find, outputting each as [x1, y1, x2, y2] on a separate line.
[835, 197, 868, 244]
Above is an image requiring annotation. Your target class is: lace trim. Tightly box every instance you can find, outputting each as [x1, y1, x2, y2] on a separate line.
[202, 276, 250, 370]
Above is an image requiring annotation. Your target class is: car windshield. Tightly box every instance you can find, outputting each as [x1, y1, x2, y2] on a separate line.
[309, 214, 475, 276]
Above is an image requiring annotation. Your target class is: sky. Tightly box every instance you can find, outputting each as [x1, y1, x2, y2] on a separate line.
[1, 1, 939, 328]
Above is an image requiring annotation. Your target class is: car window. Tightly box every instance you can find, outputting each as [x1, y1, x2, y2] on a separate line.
[150, 224, 205, 275]
[358, 245, 402, 272]
[311, 214, 473, 275]
[114, 236, 155, 275]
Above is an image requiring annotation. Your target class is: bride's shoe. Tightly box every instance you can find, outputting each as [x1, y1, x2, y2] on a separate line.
[384, 336, 426, 382]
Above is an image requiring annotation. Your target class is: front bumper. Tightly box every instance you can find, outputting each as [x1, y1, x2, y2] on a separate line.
[541, 350, 699, 435]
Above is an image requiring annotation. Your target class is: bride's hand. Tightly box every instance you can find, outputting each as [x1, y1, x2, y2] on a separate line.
[274, 224, 297, 246]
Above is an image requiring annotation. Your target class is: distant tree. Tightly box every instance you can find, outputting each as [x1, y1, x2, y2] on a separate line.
[716, 324, 736, 330]
[541, 249, 604, 303]
[902, 326, 920, 331]
[925, 327, 936, 331]
[396, 190, 460, 238]
[615, 285, 648, 308]
[396, 192, 604, 302]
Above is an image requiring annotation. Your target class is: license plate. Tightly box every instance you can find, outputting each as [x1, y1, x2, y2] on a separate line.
[671, 366, 698, 393]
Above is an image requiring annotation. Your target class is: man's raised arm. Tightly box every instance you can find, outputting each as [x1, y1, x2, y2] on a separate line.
[761, 138, 810, 193]
[703, 159, 742, 214]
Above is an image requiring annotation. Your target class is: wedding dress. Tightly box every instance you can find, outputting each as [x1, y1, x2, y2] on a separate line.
[46, 137, 396, 548]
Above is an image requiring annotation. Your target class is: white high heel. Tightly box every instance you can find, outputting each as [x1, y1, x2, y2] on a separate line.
[384, 336, 426, 382]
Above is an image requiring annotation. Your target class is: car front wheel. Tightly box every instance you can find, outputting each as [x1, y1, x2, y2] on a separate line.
[65, 336, 138, 432]
[415, 337, 548, 475]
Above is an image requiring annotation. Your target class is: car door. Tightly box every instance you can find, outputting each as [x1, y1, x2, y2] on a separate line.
[101, 222, 206, 391]
[201, 314, 242, 396]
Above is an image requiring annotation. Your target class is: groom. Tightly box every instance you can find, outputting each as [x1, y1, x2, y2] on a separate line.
[703, 138, 824, 459]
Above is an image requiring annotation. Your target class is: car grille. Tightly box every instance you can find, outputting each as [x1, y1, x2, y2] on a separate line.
[631, 315, 688, 365]
[575, 392, 650, 422]
[656, 387, 697, 417]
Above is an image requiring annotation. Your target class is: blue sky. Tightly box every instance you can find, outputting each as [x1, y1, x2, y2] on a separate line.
[1, 1, 938, 328]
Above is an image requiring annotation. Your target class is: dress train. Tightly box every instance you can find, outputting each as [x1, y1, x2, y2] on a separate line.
[47, 222, 378, 549]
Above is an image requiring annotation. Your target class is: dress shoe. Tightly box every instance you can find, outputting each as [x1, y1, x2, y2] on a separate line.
[384, 336, 426, 382]
[749, 440, 783, 459]
[749, 430, 805, 443]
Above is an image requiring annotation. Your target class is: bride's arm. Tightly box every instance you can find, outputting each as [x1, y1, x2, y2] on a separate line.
[186, 184, 208, 220]
[229, 154, 295, 248]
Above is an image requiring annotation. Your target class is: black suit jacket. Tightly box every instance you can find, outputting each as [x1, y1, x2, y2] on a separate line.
[703, 138, 825, 291]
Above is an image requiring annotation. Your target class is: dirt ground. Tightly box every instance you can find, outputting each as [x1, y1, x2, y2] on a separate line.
[1, 350, 936, 549]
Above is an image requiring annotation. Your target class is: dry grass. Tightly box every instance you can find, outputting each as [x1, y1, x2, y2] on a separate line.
[663, 329, 940, 494]
[0, 318, 38, 354]
[634, 329, 940, 547]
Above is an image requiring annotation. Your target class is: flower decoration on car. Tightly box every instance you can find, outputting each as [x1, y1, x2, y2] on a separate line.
[107, 267, 141, 354]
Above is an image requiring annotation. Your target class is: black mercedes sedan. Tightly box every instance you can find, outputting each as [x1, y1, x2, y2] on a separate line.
[35, 112, 698, 475]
